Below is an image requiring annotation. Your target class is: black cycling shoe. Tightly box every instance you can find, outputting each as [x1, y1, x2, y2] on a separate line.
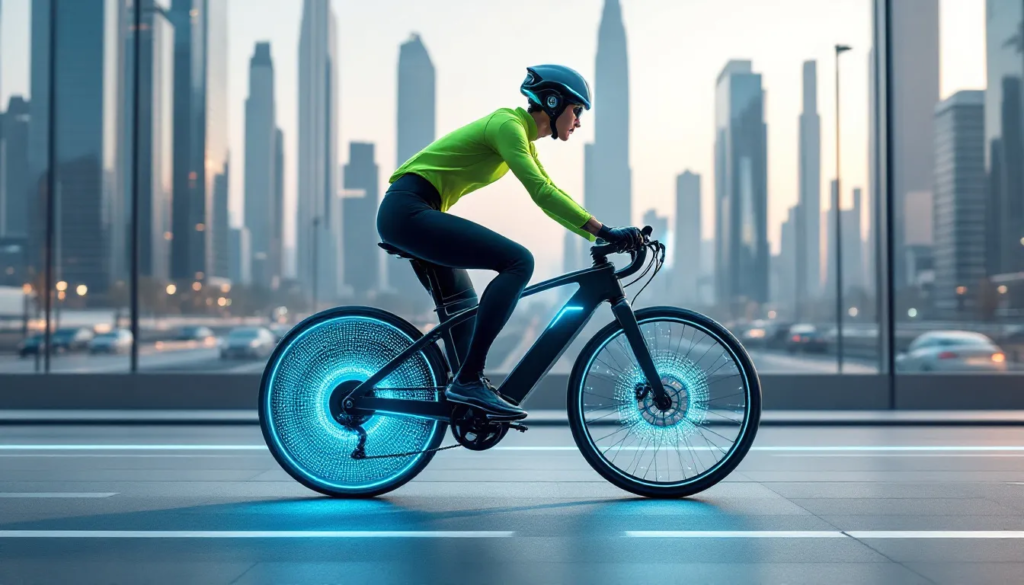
[445, 376, 527, 420]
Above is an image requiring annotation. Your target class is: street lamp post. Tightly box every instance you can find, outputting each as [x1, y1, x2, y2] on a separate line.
[835, 44, 851, 373]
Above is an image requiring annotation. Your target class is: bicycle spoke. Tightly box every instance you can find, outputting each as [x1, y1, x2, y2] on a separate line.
[579, 315, 755, 489]
[585, 409, 623, 424]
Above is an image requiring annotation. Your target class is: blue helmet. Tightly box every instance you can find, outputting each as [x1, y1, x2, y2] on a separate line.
[520, 65, 592, 139]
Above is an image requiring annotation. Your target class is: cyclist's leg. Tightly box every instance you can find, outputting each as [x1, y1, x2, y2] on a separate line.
[378, 197, 534, 380]
[420, 264, 477, 371]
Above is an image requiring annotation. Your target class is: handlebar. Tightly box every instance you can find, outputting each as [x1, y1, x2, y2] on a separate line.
[590, 225, 665, 280]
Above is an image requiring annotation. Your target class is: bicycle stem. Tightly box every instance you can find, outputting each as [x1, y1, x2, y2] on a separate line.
[610, 299, 669, 402]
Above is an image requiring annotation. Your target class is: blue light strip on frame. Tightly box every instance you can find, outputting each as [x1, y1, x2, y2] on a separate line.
[550, 306, 583, 328]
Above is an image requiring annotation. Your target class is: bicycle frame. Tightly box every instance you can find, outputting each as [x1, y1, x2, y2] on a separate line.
[342, 258, 669, 422]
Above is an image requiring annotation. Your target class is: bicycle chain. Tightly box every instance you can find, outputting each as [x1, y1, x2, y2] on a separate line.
[352, 442, 463, 460]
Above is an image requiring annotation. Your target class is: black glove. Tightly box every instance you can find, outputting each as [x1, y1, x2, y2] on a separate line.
[597, 225, 643, 251]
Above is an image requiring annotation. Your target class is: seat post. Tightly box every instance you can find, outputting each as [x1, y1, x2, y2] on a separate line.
[412, 260, 475, 375]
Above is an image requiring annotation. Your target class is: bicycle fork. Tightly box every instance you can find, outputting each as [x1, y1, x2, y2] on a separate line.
[610, 300, 670, 407]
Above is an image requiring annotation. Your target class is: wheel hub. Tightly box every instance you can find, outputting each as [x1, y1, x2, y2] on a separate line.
[329, 380, 373, 426]
[636, 377, 689, 426]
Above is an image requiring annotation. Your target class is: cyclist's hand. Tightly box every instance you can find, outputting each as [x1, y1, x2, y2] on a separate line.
[597, 225, 644, 251]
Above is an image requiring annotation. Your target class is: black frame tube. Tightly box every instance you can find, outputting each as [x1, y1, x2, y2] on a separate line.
[344, 258, 666, 413]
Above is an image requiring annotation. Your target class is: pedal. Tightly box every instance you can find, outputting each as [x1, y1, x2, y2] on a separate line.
[508, 422, 528, 433]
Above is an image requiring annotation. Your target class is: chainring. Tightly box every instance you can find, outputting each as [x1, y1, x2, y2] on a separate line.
[450, 405, 510, 451]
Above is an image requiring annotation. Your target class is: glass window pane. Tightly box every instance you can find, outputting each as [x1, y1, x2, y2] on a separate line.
[1, 0, 43, 373]
[892, 0, 1021, 375]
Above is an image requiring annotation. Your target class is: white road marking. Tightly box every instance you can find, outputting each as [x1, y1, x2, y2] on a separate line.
[0, 530, 514, 539]
[627, 531, 846, 538]
[629, 531, 1024, 539]
[0, 493, 116, 498]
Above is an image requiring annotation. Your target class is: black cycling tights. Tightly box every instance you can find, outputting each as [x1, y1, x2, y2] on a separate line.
[377, 173, 535, 382]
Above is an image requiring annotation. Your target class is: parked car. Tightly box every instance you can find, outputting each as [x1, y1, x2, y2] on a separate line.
[269, 323, 291, 343]
[51, 327, 95, 353]
[897, 331, 1008, 373]
[740, 320, 770, 348]
[89, 329, 133, 354]
[176, 326, 215, 342]
[785, 324, 828, 354]
[17, 334, 46, 358]
[220, 327, 276, 360]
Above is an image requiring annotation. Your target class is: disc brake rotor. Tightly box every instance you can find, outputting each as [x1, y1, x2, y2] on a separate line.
[637, 377, 689, 426]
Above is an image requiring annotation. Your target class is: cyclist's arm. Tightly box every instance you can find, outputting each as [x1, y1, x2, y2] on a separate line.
[489, 119, 596, 241]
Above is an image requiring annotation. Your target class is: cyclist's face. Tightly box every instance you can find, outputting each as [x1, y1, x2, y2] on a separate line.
[557, 104, 583, 141]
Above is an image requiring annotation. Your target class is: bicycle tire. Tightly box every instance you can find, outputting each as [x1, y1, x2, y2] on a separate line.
[567, 306, 761, 498]
[259, 306, 450, 498]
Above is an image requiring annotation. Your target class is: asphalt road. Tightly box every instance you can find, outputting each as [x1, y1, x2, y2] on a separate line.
[2, 425, 1024, 584]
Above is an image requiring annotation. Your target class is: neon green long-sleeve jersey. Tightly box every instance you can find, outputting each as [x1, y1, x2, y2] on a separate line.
[388, 107, 596, 242]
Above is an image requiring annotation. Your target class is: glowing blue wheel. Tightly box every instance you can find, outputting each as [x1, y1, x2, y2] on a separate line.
[259, 306, 449, 497]
[568, 307, 761, 498]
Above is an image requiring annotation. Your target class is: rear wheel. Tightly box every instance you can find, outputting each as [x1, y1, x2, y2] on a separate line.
[259, 306, 449, 498]
[568, 307, 761, 498]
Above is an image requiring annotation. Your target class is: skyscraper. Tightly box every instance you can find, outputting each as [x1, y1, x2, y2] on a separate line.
[124, 0, 174, 282]
[342, 142, 380, 298]
[298, 0, 339, 303]
[985, 1, 1024, 277]
[779, 205, 799, 309]
[674, 170, 701, 304]
[585, 0, 631, 226]
[396, 34, 435, 167]
[244, 42, 277, 289]
[826, 181, 866, 296]
[798, 60, 821, 305]
[847, 188, 866, 292]
[391, 33, 435, 302]
[30, 0, 125, 298]
[169, 0, 229, 283]
[272, 127, 284, 289]
[934, 91, 986, 318]
[229, 226, 251, 286]
[1, 97, 30, 239]
[714, 60, 769, 311]
[880, 0, 940, 288]
[212, 161, 229, 279]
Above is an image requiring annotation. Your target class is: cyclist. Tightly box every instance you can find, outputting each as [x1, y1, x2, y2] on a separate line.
[377, 64, 642, 420]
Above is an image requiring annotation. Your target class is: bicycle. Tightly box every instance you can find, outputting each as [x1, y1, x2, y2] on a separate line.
[259, 227, 761, 498]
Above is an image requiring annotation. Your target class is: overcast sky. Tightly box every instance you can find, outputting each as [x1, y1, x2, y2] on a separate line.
[0, 0, 987, 280]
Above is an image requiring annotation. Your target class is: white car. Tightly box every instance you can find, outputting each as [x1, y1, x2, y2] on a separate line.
[220, 327, 276, 360]
[89, 329, 133, 354]
[897, 331, 1008, 373]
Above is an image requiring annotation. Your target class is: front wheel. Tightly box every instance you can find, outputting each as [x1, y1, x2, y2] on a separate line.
[568, 307, 761, 498]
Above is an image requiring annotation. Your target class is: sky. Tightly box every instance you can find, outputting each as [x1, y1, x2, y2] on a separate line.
[0, 0, 989, 282]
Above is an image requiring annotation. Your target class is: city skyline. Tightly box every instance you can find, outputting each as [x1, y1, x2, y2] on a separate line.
[0, 0, 990, 287]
